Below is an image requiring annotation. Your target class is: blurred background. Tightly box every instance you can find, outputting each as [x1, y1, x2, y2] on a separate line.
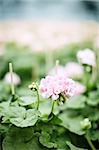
[0, 0, 99, 80]
[0, 0, 99, 20]
[0, 0, 99, 52]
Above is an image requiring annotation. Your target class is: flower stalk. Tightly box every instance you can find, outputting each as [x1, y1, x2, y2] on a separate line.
[96, 48, 99, 83]
[85, 134, 96, 150]
[28, 82, 40, 110]
[51, 100, 55, 113]
[36, 89, 40, 110]
[9, 63, 15, 96]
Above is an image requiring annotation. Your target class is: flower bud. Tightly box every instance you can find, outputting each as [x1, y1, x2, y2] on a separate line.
[4, 72, 21, 86]
[28, 82, 38, 91]
[80, 118, 91, 130]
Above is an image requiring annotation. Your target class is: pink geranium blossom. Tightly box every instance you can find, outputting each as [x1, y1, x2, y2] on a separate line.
[39, 75, 76, 100]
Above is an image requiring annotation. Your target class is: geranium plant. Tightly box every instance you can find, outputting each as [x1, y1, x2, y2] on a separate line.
[0, 46, 99, 150]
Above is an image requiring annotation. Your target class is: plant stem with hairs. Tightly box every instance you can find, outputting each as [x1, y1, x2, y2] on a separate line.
[9, 63, 15, 96]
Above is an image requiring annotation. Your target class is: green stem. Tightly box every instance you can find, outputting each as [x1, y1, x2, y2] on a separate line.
[85, 134, 96, 150]
[36, 90, 40, 110]
[96, 49, 99, 83]
[94, 45, 99, 84]
[51, 100, 55, 113]
[9, 63, 15, 96]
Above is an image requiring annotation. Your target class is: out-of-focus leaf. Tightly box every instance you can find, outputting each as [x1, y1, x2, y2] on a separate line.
[0, 81, 10, 102]
[0, 124, 9, 134]
[39, 131, 57, 148]
[39, 100, 52, 117]
[66, 95, 86, 109]
[66, 141, 84, 150]
[18, 96, 37, 106]
[87, 129, 99, 141]
[0, 101, 10, 117]
[59, 111, 85, 135]
[39, 124, 70, 149]
[87, 91, 99, 106]
[3, 126, 46, 150]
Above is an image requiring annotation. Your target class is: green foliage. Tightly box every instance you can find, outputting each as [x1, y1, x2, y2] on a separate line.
[0, 42, 99, 149]
[3, 126, 46, 150]
[0, 81, 10, 102]
[2, 105, 39, 127]
[66, 141, 84, 150]
[66, 95, 87, 109]
[59, 111, 85, 135]
[39, 131, 57, 148]
[18, 96, 37, 106]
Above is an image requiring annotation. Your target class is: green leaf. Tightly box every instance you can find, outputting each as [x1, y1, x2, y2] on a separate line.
[49, 114, 62, 125]
[0, 124, 9, 134]
[0, 101, 10, 117]
[10, 109, 39, 127]
[66, 141, 84, 150]
[2, 106, 26, 123]
[18, 96, 37, 106]
[39, 100, 52, 117]
[87, 91, 99, 106]
[39, 131, 57, 148]
[0, 81, 10, 102]
[39, 124, 70, 149]
[81, 106, 99, 121]
[66, 95, 86, 109]
[59, 111, 85, 135]
[2, 105, 39, 127]
[3, 126, 46, 150]
[87, 129, 99, 141]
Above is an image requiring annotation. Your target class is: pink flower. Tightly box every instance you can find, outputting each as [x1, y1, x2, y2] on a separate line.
[65, 62, 84, 79]
[75, 82, 86, 95]
[39, 74, 76, 100]
[48, 65, 66, 76]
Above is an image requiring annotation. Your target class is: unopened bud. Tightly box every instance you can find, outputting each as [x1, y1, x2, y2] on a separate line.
[80, 118, 91, 130]
[28, 82, 38, 91]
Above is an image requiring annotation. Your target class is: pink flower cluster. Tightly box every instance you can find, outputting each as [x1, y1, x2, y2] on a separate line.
[39, 75, 76, 100]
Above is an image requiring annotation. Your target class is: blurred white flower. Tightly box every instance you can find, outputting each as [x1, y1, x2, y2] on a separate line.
[75, 82, 86, 95]
[77, 48, 96, 67]
[4, 72, 21, 86]
[65, 62, 84, 79]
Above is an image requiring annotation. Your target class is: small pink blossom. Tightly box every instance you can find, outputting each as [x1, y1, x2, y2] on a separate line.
[39, 74, 76, 100]
[65, 62, 84, 79]
[48, 65, 66, 76]
[75, 82, 86, 95]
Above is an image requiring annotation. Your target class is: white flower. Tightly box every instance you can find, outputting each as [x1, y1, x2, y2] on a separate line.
[4, 72, 21, 86]
[65, 62, 84, 79]
[77, 48, 96, 67]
